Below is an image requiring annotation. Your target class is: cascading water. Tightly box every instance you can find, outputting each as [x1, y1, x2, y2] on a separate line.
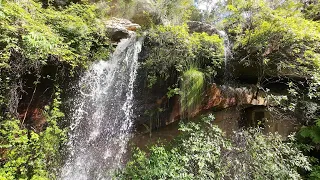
[218, 30, 234, 97]
[217, 30, 232, 79]
[60, 33, 143, 180]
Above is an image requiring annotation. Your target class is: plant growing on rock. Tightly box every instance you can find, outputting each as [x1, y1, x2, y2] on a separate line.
[0, 0, 111, 69]
[225, 0, 320, 78]
[180, 68, 204, 116]
[143, 25, 224, 88]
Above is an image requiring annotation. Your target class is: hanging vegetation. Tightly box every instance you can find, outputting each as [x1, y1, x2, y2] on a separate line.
[143, 24, 224, 88]
[180, 68, 204, 116]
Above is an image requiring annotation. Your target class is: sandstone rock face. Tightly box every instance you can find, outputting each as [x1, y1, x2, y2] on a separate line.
[133, 105, 299, 149]
[19, 107, 46, 132]
[134, 83, 269, 132]
[105, 18, 141, 42]
[134, 83, 299, 143]
[205, 84, 267, 110]
[166, 84, 268, 125]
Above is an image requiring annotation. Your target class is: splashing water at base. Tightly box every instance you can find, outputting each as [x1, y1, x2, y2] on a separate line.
[60, 34, 143, 180]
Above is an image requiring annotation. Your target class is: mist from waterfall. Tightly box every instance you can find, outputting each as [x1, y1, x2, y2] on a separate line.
[60, 34, 143, 180]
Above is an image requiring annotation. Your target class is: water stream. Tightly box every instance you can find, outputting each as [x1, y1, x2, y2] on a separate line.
[217, 30, 232, 81]
[60, 33, 143, 180]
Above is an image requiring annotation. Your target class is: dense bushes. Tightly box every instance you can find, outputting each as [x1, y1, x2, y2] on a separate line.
[0, 91, 66, 180]
[117, 116, 310, 179]
[143, 25, 224, 88]
[299, 118, 320, 179]
[0, 0, 112, 114]
[221, 0, 320, 79]
[0, 0, 111, 69]
[303, 0, 320, 21]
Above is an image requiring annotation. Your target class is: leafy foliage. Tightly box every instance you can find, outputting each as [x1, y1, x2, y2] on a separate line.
[298, 117, 320, 179]
[152, 0, 194, 25]
[143, 25, 224, 88]
[303, 0, 320, 21]
[310, 165, 320, 180]
[0, 0, 112, 179]
[0, 91, 66, 180]
[217, 1, 320, 180]
[227, 129, 310, 179]
[118, 116, 310, 180]
[223, 0, 320, 79]
[0, 0, 111, 119]
[107, 0, 194, 29]
[0, 0, 111, 69]
[117, 116, 231, 179]
[300, 118, 320, 143]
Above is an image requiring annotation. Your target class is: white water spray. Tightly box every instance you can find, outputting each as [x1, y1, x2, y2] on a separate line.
[60, 34, 143, 180]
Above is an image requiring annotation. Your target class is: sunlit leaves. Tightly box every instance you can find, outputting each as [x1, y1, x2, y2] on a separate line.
[226, 0, 320, 79]
[0, 0, 111, 69]
[144, 25, 224, 88]
[0, 90, 66, 179]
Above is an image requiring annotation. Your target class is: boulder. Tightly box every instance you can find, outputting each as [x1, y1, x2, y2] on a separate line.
[105, 18, 141, 42]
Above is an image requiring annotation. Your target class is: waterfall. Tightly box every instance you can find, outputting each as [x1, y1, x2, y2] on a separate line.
[60, 33, 143, 180]
[217, 30, 231, 72]
[217, 30, 232, 83]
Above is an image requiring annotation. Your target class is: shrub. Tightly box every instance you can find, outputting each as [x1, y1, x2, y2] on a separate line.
[117, 115, 310, 179]
[0, 91, 66, 180]
[143, 25, 224, 88]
